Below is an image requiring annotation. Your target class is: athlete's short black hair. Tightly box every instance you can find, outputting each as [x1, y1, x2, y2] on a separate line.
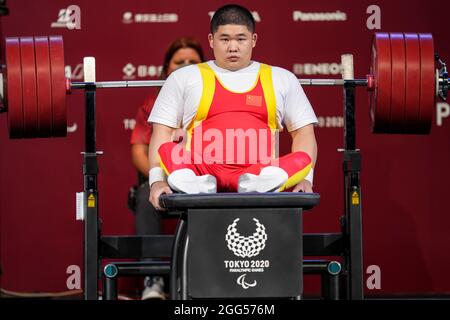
[210, 4, 255, 34]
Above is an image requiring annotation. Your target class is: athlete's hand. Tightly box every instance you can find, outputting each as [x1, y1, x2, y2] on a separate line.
[292, 180, 313, 193]
[149, 181, 173, 210]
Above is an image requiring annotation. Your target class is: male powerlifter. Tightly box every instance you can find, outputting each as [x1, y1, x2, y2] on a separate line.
[148, 4, 318, 210]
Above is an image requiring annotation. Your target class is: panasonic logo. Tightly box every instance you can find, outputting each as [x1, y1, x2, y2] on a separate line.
[293, 10, 347, 22]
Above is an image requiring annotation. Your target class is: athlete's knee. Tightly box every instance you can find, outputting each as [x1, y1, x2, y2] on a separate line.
[159, 141, 192, 167]
[291, 151, 312, 168]
[158, 141, 177, 154]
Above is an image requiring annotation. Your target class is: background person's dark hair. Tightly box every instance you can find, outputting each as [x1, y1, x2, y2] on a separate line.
[160, 37, 205, 79]
[210, 4, 255, 34]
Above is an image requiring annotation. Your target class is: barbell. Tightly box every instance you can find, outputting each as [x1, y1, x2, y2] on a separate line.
[0, 32, 448, 139]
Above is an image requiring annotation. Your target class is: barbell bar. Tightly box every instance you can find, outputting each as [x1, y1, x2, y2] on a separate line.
[1, 32, 448, 139]
[70, 79, 365, 89]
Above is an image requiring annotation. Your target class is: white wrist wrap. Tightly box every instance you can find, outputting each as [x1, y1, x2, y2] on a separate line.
[304, 167, 314, 186]
[149, 167, 167, 187]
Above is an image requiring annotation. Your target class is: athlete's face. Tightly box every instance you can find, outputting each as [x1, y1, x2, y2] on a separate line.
[167, 47, 202, 75]
[208, 24, 257, 71]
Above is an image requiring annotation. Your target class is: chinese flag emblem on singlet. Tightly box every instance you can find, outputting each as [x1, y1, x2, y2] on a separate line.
[246, 94, 262, 107]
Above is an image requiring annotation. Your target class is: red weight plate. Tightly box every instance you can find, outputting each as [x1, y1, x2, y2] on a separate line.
[404, 34, 421, 133]
[418, 34, 435, 134]
[48, 35, 67, 137]
[370, 33, 392, 133]
[34, 36, 53, 137]
[5, 37, 24, 138]
[19, 37, 39, 137]
[389, 33, 407, 133]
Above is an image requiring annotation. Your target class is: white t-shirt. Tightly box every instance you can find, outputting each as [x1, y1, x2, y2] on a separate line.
[148, 60, 318, 132]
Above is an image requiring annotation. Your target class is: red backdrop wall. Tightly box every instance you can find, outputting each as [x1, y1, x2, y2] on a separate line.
[1, 0, 449, 297]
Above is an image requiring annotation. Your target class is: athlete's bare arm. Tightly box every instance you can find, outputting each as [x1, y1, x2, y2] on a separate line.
[148, 123, 176, 210]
